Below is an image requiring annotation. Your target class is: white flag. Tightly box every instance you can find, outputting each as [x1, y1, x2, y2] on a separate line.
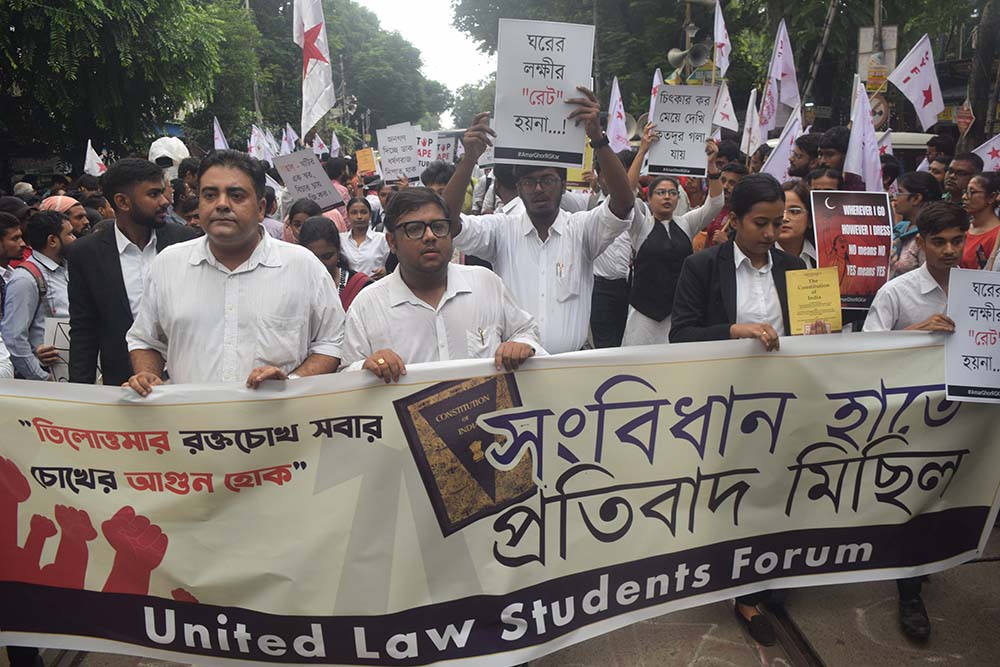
[740, 89, 761, 158]
[760, 104, 802, 182]
[329, 131, 341, 158]
[877, 130, 894, 157]
[916, 157, 929, 173]
[714, 0, 731, 78]
[647, 68, 663, 120]
[606, 77, 631, 152]
[213, 117, 230, 150]
[294, 0, 336, 139]
[312, 133, 329, 156]
[712, 81, 738, 132]
[887, 34, 944, 131]
[281, 124, 299, 155]
[845, 79, 883, 191]
[759, 20, 800, 133]
[83, 140, 107, 176]
[973, 133, 1000, 172]
[248, 125, 267, 161]
[263, 128, 281, 161]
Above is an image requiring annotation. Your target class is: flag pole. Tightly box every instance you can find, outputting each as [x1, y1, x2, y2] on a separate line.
[867, 79, 888, 103]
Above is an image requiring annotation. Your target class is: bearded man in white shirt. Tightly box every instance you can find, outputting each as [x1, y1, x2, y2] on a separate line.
[343, 187, 542, 382]
[125, 150, 345, 395]
[441, 88, 638, 354]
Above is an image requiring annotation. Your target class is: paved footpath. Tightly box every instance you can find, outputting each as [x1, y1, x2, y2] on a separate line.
[5, 530, 1000, 667]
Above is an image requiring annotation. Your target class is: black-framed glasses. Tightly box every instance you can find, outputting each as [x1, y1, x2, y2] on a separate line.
[399, 219, 451, 240]
[518, 175, 562, 190]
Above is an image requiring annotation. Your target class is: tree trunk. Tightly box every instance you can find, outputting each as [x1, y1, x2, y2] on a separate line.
[967, 0, 1000, 148]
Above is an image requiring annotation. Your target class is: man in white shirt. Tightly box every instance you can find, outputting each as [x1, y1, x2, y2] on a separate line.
[1, 211, 75, 379]
[126, 149, 345, 394]
[863, 201, 967, 334]
[442, 89, 638, 354]
[861, 200, 967, 642]
[343, 188, 541, 382]
[0, 331, 13, 378]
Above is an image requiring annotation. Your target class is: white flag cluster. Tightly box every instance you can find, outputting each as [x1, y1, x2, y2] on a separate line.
[759, 20, 799, 133]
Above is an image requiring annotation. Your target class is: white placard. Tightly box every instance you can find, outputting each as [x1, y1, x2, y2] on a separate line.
[271, 150, 343, 211]
[946, 268, 1000, 403]
[415, 131, 437, 172]
[376, 123, 420, 181]
[43, 317, 70, 383]
[493, 19, 594, 168]
[647, 85, 717, 177]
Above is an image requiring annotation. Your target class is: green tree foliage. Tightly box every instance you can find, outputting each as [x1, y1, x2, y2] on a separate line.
[183, 0, 265, 150]
[0, 0, 222, 154]
[452, 75, 496, 128]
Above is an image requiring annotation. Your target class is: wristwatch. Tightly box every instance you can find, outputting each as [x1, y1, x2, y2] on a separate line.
[707, 172, 721, 180]
[590, 134, 611, 149]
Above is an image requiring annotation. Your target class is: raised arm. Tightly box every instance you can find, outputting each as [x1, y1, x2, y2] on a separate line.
[628, 122, 658, 193]
[566, 87, 633, 221]
[443, 112, 495, 237]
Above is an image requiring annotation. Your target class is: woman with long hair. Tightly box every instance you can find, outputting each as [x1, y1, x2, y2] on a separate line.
[298, 216, 372, 310]
[777, 180, 817, 268]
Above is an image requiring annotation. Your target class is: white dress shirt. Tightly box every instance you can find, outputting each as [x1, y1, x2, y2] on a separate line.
[454, 198, 635, 353]
[734, 244, 785, 336]
[863, 264, 947, 332]
[777, 239, 818, 269]
[114, 225, 157, 318]
[340, 228, 389, 276]
[593, 232, 632, 281]
[343, 263, 544, 369]
[126, 232, 345, 384]
[0, 331, 13, 378]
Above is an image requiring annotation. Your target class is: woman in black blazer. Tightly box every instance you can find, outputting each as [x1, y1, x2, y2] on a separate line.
[669, 173, 807, 351]
[668, 173, 806, 646]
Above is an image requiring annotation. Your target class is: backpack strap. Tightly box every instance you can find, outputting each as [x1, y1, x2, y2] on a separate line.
[16, 261, 52, 319]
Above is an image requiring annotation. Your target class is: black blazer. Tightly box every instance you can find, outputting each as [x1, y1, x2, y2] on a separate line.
[668, 241, 806, 344]
[67, 221, 199, 386]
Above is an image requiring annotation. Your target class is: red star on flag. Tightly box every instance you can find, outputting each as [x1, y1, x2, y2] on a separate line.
[921, 86, 933, 107]
[616, 110, 624, 120]
[879, 145, 887, 155]
[721, 112, 730, 120]
[98, 163, 107, 173]
[301, 23, 329, 78]
[990, 147, 1000, 160]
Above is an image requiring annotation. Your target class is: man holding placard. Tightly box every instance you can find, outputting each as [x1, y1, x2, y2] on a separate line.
[443, 89, 637, 355]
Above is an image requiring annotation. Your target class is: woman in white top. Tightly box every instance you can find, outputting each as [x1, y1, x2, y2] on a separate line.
[777, 180, 817, 268]
[621, 141, 724, 346]
[340, 197, 389, 279]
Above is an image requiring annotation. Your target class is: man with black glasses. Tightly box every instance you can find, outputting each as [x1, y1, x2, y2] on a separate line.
[342, 188, 542, 381]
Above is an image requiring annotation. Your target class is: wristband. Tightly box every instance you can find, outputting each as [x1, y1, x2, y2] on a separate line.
[707, 172, 721, 180]
[590, 134, 611, 149]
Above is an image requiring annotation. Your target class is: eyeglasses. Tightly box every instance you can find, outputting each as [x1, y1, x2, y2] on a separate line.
[398, 219, 451, 240]
[652, 188, 680, 197]
[518, 175, 562, 190]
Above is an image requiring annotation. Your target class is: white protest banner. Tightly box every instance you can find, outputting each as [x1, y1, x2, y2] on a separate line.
[493, 19, 594, 167]
[2, 335, 999, 666]
[272, 149, 343, 211]
[946, 268, 1000, 402]
[811, 190, 893, 309]
[647, 85, 717, 177]
[376, 123, 419, 181]
[416, 131, 437, 171]
[43, 317, 71, 383]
